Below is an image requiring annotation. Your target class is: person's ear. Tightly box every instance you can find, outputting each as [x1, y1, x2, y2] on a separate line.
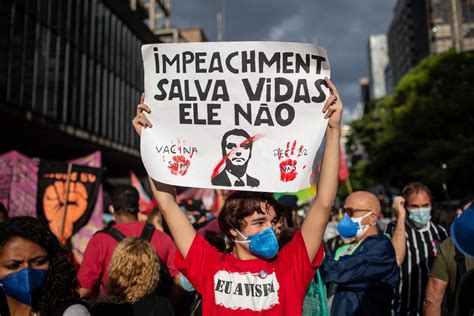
[108, 205, 115, 214]
[229, 229, 238, 239]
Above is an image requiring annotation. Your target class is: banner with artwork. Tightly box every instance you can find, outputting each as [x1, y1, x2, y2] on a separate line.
[70, 151, 104, 264]
[0, 151, 38, 217]
[36, 160, 103, 243]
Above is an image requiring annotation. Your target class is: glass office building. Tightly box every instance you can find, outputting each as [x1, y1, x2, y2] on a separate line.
[0, 0, 159, 174]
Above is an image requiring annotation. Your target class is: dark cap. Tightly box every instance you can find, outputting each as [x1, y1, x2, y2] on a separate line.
[278, 195, 298, 211]
[112, 185, 139, 214]
[451, 204, 474, 257]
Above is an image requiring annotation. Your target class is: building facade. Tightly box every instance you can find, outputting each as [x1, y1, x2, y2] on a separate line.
[387, 0, 474, 90]
[368, 34, 389, 100]
[0, 0, 159, 175]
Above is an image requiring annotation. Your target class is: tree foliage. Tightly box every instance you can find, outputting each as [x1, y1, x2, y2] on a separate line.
[348, 50, 474, 199]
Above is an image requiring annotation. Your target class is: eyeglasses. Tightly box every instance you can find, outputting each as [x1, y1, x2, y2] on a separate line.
[341, 207, 373, 217]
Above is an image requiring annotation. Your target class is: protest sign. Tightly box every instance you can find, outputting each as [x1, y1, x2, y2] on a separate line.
[141, 42, 330, 192]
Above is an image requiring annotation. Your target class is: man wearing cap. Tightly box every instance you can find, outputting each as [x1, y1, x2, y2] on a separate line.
[424, 205, 474, 315]
[78, 185, 180, 299]
[320, 191, 398, 316]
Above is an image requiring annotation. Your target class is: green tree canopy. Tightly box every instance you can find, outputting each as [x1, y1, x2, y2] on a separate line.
[348, 50, 474, 199]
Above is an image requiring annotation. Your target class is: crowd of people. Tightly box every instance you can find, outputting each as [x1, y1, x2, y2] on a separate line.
[0, 79, 473, 315]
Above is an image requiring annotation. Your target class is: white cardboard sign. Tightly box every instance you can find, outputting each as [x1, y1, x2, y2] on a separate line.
[141, 42, 330, 192]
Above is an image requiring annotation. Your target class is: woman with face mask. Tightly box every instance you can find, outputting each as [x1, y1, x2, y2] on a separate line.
[0, 216, 89, 316]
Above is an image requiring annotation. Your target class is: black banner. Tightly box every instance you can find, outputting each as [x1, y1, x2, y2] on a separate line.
[36, 160, 102, 242]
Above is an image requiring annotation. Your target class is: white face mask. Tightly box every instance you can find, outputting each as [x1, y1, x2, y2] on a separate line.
[351, 212, 374, 238]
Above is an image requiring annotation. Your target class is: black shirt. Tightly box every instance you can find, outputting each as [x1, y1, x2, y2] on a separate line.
[91, 295, 174, 316]
[385, 220, 448, 315]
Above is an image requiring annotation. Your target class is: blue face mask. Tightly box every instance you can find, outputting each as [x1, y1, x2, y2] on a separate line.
[336, 212, 374, 239]
[0, 268, 48, 306]
[235, 227, 280, 259]
[179, 274, 195, 292]
[337, 213, 359, 239]
[408, 207, 431, 228]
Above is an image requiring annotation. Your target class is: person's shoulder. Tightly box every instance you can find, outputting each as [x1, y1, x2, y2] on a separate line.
[133, 294, 173, 316]
[91, 301, 133, 315]
[431, 222, 449, 239]
[439, 237, 455, 254]
[376, 233, 396, 249]
[247, 174, 260, 187]
[153, 296, 174, 314]
[151, 226, 175, 244]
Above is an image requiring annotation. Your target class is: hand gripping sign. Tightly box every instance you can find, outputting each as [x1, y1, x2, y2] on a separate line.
[141, 41, 330, 192]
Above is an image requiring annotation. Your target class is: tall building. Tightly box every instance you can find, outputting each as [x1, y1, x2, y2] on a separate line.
[141, 0, 207, 43]
[387, 0, 430, 88]
[387, 0, 474, 89]
[355, 77, 370, 118]
[368, 34, 389, 100]
[0, 0, 160, 176]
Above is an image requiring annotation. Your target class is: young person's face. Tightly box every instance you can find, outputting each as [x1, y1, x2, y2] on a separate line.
[238, 203, 279, 238]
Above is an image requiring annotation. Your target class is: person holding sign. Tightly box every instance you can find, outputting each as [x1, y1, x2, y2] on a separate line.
[132, 76, 342, 314]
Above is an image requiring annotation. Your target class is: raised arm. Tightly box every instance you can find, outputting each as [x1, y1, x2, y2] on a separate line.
[301, 78, 342, 261]
[391, 196, 407, 266]
[133, 93, 196, 257]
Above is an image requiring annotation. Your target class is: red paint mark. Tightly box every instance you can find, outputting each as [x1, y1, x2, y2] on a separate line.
[291, 140, 296, 155]
[280, 159, 297, 182]
[211, 134, 263, 180]
[302, 165, 307, 169]
[169, 155, 191, 176]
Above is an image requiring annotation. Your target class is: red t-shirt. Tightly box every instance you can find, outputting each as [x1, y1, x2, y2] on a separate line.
[175, 229, 324, 315]
[77, 221, 179, 290]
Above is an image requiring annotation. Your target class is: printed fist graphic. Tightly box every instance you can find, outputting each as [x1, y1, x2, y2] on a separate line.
[43, 181, 88, 241]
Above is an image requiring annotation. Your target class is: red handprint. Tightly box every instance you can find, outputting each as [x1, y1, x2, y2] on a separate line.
[276, 140, 306, 182]
[167, 138, 196, 176]
[169, 155, 191, 176]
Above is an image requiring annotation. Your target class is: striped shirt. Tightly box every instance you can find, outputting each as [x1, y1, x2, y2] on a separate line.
[385, 220, 448, 316]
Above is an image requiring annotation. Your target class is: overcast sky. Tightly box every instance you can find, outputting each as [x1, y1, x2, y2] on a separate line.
[170, 0, 396, 123]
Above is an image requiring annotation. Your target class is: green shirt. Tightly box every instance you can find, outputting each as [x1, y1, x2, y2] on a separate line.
[429, 237, 474, 313]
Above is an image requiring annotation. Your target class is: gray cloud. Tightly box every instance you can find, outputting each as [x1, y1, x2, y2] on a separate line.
[171, 0, 395, 121]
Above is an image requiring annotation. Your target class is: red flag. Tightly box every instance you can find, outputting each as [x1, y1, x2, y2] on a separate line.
[130, 171, 153, 212]
[339, 145, 350, 183]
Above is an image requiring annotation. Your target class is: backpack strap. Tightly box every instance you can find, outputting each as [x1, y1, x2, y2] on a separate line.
[140, 223, 155, 242]
[455, 245, 467, 281]
[103, 227, 126, 242]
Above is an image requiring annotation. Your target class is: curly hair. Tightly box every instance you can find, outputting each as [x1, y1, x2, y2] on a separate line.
[0, 216, 80, 315]
[218, 191, 282, 242]
[103, 237, 160, 304]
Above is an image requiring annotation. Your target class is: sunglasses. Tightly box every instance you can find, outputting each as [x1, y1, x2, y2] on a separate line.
[341, 207, 373, 217]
